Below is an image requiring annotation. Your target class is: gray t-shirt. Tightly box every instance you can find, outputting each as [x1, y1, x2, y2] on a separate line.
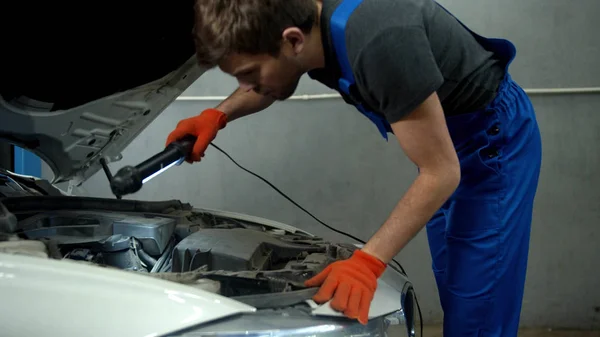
[308, 0, 506, 123]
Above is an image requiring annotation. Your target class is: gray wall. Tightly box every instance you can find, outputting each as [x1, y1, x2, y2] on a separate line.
[64, 0, 600, 329]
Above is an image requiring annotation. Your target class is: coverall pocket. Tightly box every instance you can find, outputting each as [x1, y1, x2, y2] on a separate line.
[459, 129, 500, 174]
[454, 128, 504, 199]
[445, 197, 501, 299]
[476, 142, 500, 176]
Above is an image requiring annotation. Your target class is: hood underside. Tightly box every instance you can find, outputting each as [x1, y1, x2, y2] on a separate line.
[0, 1, 205, 185]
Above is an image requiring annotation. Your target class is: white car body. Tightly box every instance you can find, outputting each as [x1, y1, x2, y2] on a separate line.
[1, 252, 255, 337]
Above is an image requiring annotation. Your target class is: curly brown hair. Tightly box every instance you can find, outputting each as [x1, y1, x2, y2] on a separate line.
[192, 0, 319, 68]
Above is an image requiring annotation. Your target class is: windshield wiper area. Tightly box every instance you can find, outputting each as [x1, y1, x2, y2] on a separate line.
[0, 196, 192, 215]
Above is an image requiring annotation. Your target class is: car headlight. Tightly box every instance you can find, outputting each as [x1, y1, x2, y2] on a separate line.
[166, 292, 418, 337]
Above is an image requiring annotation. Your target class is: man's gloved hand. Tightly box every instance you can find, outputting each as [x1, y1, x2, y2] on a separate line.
[304, 249, 386, 325]
[165, 108, 227, 162]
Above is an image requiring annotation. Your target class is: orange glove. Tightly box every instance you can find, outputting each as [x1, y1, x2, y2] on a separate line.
[304, 249, 386, 325]
[165, 109, 227, 162]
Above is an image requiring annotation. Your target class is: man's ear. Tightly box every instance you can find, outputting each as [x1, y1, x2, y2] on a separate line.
[282, 27, 307, 54]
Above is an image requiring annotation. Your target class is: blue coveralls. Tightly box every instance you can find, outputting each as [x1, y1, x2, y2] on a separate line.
[330, 1, 543, 336]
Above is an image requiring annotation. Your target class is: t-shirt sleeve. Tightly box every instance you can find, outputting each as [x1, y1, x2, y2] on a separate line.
[354, 25, 444, 123]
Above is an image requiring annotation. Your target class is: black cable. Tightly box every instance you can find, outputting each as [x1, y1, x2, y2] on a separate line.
[416, 294, 424, 337]
[209, 142, 422, 334]
[209, 143, 408, 276]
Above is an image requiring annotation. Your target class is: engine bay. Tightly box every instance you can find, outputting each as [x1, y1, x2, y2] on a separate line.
[0, 195, 357, 308]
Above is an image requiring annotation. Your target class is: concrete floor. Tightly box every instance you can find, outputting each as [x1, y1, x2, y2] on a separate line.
[420, 325, 600, 336]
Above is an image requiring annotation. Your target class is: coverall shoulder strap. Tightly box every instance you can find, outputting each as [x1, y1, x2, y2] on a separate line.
[329, 0, 362, 95]
[329, 0, 393, 140]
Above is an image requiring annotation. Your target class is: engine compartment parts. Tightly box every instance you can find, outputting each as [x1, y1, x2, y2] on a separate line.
[97, 235, 146, 271]
[171, 228, 326, 273]
[112, 217, 175, 255]
[59, 235, 158, 272]
[17, 211, 176, 255]
[11, 211, 176, 272]
[0, 197, 359, 304]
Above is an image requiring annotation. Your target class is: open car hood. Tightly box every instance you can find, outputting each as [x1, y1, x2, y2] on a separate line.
[0, 1, 204, 186]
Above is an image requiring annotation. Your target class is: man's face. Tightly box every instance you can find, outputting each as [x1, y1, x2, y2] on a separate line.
[219, 47, 305, 101]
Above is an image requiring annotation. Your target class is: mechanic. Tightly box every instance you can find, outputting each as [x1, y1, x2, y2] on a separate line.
[165, 0, 542, 335]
